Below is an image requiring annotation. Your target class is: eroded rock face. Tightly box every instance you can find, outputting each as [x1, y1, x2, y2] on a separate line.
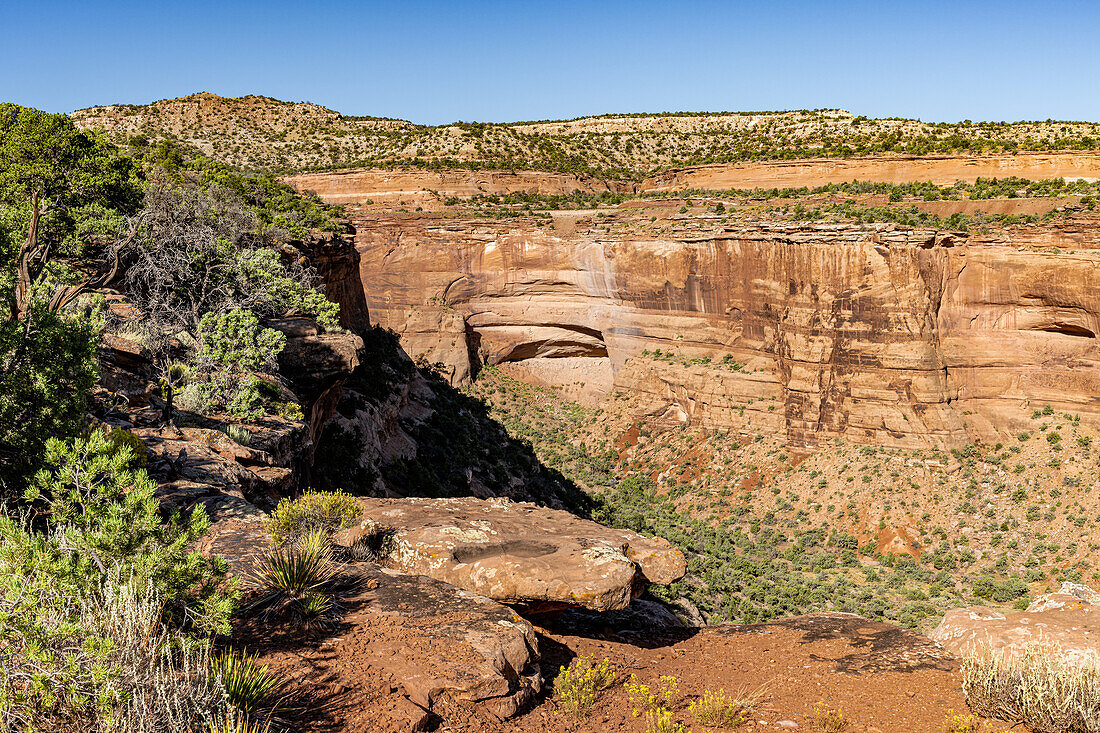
[333, 496, 687, 612]
[347, 565, 541, 719]
[341, 212, 1100, 448]
[930, 582, 1100, 668]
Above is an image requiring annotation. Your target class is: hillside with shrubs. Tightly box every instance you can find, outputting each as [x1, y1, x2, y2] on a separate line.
[72, 92, 1100, 178]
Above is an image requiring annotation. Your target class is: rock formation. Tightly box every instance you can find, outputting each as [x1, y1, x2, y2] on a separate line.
[320, 210, 1100, 449]
[930, 582, 1100, 669]
[200, 514, 541, 720]
[333, 496, 687, 612]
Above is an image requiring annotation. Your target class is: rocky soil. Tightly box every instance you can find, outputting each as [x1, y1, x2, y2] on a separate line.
[247, 610, 997, 733]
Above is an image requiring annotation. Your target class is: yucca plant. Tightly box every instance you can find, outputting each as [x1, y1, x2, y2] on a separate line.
[210, 649, 285, 721]
[246, 529, 337, 623]
[295, 591, 335, 630]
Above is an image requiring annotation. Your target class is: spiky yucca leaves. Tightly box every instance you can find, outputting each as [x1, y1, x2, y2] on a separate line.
[210, 650, 285, 721]
[295, 592, 335, 630]
[246, 529, 337, 624]
[347, 519, 396, 562]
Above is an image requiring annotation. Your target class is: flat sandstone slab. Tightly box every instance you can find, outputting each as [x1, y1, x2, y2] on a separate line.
[334, 496, 686, 611]
[931, 582, 1100, 668]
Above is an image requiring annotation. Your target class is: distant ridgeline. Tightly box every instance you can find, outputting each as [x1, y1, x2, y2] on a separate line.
[71, 93, 1100, 178]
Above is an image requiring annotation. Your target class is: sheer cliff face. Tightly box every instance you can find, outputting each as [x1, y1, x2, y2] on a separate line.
[342, 213, 1100, 449]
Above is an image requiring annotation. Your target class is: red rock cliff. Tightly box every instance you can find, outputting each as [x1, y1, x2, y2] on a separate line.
[329, 210, 1100, 449]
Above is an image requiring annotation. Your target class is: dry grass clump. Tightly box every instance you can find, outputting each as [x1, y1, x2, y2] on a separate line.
[962, 644, 1100, 733]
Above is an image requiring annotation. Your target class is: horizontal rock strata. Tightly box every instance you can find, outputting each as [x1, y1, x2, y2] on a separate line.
[335, 213, 1100, 448]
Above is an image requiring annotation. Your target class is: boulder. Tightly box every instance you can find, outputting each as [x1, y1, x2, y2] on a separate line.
[343, 564, 541, 719]
[270, 316, 363, 405]
[930, 582, 1100, 668]
[333, 496, 687, 612]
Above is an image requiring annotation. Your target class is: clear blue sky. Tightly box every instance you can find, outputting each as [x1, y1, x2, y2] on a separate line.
[2, 0, 1097, 125]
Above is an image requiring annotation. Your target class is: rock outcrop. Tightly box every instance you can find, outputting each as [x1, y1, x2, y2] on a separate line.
[337, 211, 1100, 448]
[334, 496, 687, 611]
[200, 514, 541, 719]
[930, 582, 1100, 668]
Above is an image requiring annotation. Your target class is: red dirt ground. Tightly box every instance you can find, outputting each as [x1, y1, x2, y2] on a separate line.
[240, 611, 1014, 733]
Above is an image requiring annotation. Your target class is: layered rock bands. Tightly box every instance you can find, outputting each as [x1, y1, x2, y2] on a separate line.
[336, 213, 1100, 449]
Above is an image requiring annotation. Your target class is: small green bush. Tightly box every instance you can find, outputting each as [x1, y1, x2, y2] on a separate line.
[21, 430, 235, 634]
[264, 490, 361, 545]
[272, 401, 304, 421]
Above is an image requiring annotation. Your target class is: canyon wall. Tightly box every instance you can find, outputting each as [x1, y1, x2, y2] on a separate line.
[340, 213, 1100, 449]
[287, 153, 1100, 206]
[286, 169, 631, 205]
[642, 152, 1100, 191]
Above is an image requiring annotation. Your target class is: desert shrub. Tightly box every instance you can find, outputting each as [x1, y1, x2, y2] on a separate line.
[21, 430, 235, 633]
[99, 425, 150, 466]
[625, 674, 679, 715]
[813, 702, 849, 731]
[0, 562, 225, 732]
[553, 655, 616, 716]
[645, 707, 691, 733]
[264, 489, 361, 545]
[971, 575, 1029, 603]
[689, 689, 749, 728]
[962, 645, 1100, 733]
[943, 710, 1010, 733]
[271, 401, 304, 421]
[183, 309, 286, 418]
[222, 424, 253, 446]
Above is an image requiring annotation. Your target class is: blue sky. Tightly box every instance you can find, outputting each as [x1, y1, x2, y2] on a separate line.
[2, 0, 1097, 124]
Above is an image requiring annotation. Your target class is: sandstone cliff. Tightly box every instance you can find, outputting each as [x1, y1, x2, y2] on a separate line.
[333, 211, 1100, 449]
